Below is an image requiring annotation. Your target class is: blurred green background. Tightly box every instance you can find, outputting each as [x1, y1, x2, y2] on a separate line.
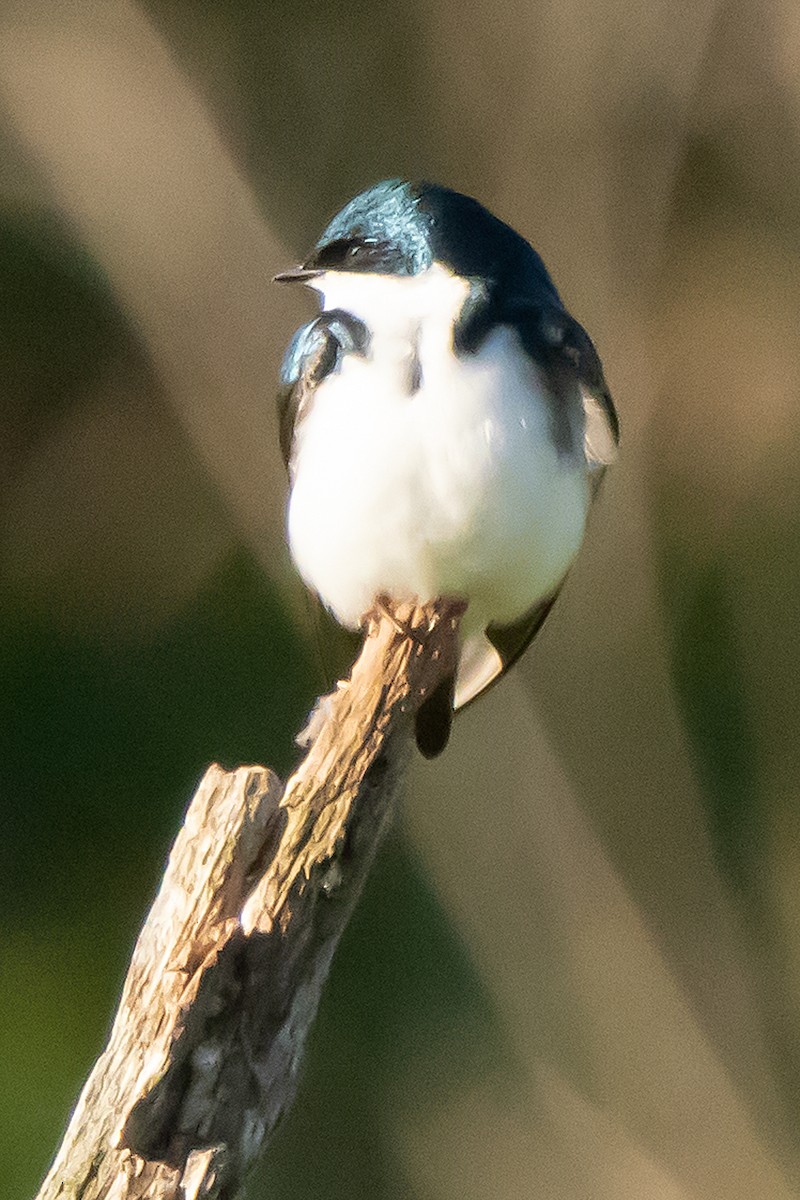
[3, 1, 800, 1197]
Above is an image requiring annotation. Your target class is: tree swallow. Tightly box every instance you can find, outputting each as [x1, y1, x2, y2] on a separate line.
[275, 180, 618, 757]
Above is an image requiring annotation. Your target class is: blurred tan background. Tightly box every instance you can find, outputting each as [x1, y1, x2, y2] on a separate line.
[2, 1, 800, 1196]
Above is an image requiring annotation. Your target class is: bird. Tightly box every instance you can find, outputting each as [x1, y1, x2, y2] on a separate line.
[275, 179, 618, 758]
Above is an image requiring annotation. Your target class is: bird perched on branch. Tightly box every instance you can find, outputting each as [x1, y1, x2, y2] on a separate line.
[276, 180, 618, 758]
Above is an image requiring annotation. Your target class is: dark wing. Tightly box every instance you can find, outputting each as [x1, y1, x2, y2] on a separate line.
[277, 309, 370, 474]
[454, 301, 619, 711]
[554, 308, 619, 480]
[512, 301, 619, 472]
[277, 319, 333, 473]
[278, 310, 369, 697]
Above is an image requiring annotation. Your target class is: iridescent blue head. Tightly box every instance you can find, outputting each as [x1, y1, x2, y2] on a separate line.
[275, 179, 561, 304]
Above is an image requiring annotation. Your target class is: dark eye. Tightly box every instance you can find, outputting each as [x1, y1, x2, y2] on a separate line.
[310, 237, 397, 273]
[313, 238, 362, 270]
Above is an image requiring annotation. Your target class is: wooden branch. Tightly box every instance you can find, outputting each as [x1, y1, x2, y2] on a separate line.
[36, 600, 464, 1200]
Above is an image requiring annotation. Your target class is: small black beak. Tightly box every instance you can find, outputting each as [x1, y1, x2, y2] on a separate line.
[273, 266, 323, 284]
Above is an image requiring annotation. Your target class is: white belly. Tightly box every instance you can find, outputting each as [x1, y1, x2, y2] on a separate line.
[287, 322, 589, 631]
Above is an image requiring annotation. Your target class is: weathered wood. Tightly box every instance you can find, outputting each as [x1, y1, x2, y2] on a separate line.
[36, 600, 464, 1200]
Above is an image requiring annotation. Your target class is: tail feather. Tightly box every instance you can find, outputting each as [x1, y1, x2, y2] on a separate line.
[415, 671, 456, 759]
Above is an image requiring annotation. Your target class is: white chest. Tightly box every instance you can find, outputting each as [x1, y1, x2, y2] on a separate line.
[287, 268, 589, 629]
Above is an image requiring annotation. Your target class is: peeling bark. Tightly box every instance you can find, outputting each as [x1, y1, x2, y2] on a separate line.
[36, 600, 464, 1200]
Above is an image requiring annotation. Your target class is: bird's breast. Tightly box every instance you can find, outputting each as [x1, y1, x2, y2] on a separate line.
[287, 322, 588, 630]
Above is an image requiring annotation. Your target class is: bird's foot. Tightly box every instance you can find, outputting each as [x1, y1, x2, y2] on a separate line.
[364, 595, 469, 645]
[365, 595, 426, 642]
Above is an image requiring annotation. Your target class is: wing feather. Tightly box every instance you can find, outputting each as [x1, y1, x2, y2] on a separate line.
[454, 301, 618, 709]
[277, 309, 370, 474]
